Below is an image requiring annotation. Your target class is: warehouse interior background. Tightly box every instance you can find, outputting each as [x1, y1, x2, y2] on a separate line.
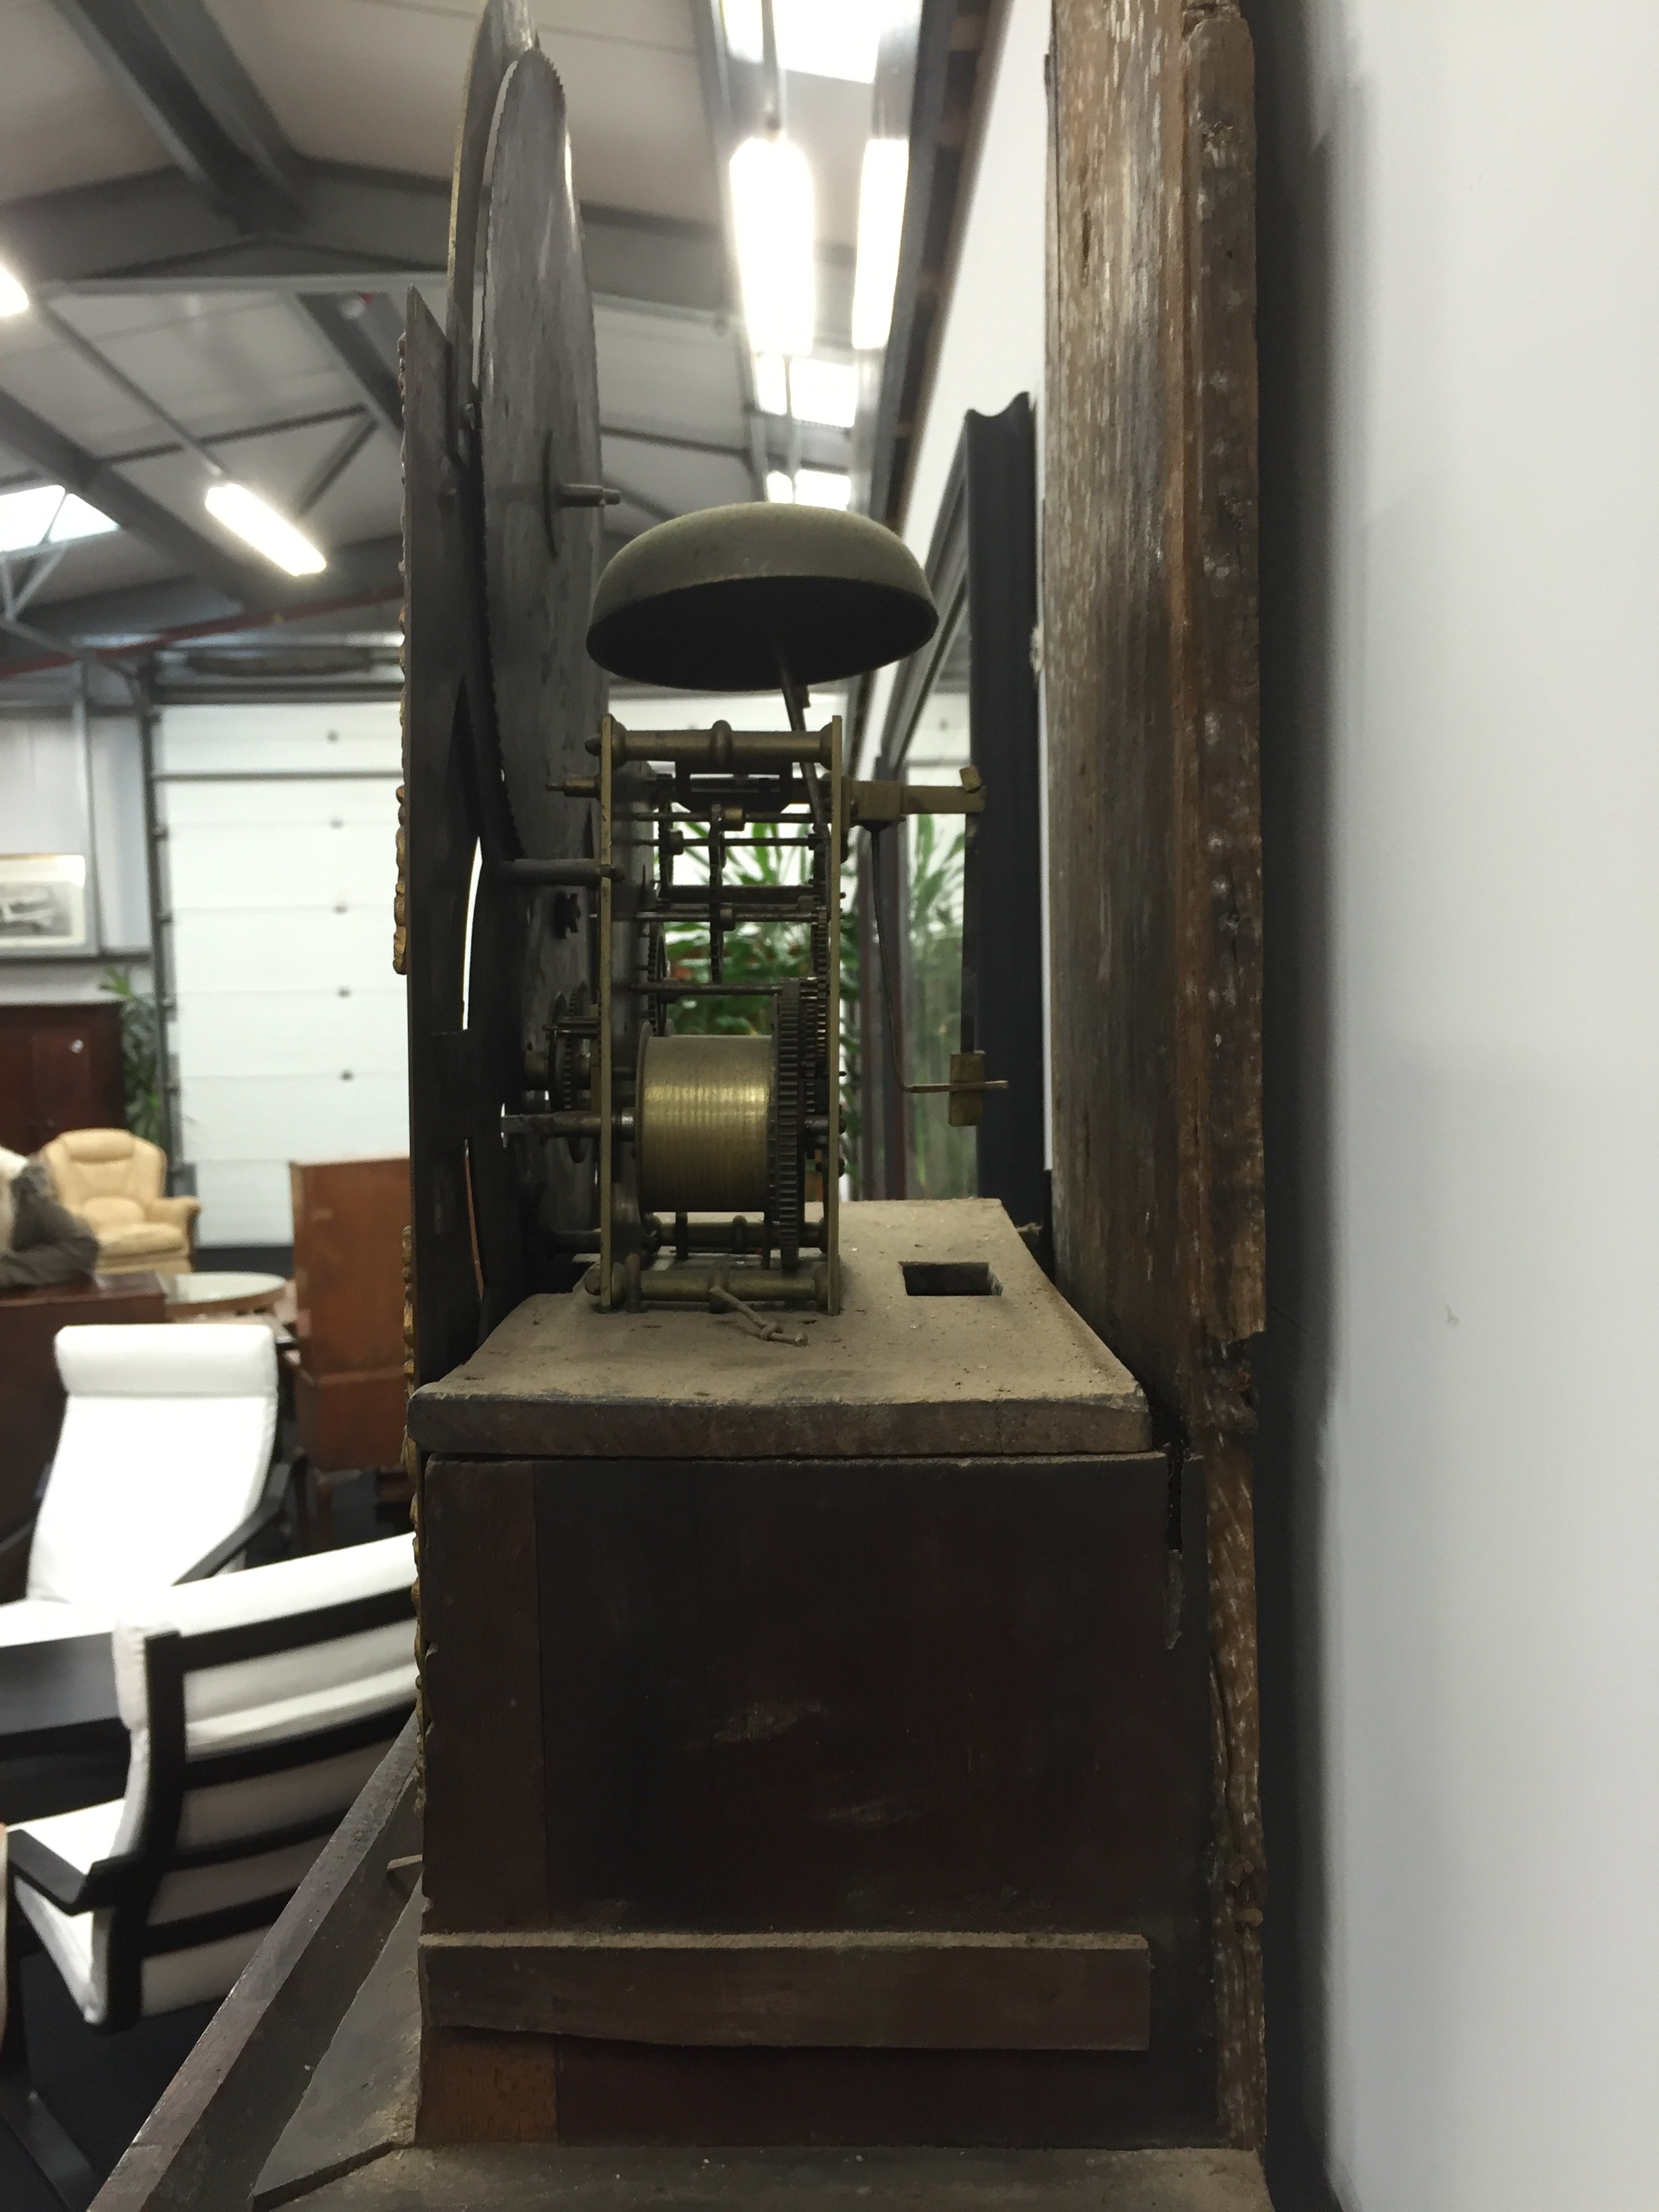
[1, 3, 1656, 2210]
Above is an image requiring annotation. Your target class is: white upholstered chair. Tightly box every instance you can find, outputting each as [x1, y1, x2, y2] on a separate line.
[5, 1534, 416, 2032]
[0, 1324, 285, 1649]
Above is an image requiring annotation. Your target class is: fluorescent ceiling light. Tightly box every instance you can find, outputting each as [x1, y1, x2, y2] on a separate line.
[776, 0, 884, 83]
[752, 350, 790, 417]
[722, 0, 886, 83]
[49, 493, 118, 544]
[205, 482, 325, 576]
[790, 357, 857, 429]
[764, 470, 796, 504]
[721, 0, 762, 62]
[730, 135, 816, 359]
[852, 137, 909, 351]
[0, 485, 67, 553]
[795, 468, 852, 511]
[0, 262, 29, 318]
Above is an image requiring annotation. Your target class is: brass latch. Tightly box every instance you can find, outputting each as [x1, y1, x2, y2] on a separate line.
[844, 764, 986, 829]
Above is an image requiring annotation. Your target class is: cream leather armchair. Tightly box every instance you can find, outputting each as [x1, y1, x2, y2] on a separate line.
[39, 1128, 201, 1275]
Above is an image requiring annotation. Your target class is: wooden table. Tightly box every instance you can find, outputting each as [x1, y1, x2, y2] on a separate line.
[0, 1629, 125, 1825]
[161, 1270, 289, 1319]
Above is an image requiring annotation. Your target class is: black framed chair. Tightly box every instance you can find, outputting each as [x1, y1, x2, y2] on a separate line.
[0, 1531, 416, 2205]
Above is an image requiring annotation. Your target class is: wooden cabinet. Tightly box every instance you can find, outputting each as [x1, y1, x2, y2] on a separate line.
[289, 1155, 411, 1477]
[0, 1002, 125, 1155]
[407, 1204, 1218, 2148]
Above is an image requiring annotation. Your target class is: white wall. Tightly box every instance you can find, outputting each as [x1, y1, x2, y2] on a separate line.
[1251, 3, 1659, 2207]
[0, 710, 151, 1004]
[159, 702, 406, 1246]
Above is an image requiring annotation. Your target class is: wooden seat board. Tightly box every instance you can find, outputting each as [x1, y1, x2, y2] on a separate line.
[281, 2143, 1271, 2209]
[407, 1202, 1151, 1460]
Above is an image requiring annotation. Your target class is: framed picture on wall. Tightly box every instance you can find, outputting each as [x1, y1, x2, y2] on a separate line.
[0, 853, 90, 955]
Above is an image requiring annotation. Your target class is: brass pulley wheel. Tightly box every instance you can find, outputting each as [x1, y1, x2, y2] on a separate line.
[636, 1033, 773, 1214]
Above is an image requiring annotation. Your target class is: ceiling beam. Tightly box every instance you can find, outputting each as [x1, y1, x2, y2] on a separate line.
[0, 533, 405, 674]
[0, 163, 782, 326]
[608, 477, 678, 528]
[47, 0, 302, 226]
[45, 0, 406, 427]
[601, 420, 748, 463]
[293, 413, 375, 518]
[293, 297, 402, 436]
[0, 384, 279, 610]
[0, 163, 445, 293]
[0, 403, 367, 493]
[584, 204, 726, 322]
[601, 415, 852, 473]
[0, 523, 657, 684]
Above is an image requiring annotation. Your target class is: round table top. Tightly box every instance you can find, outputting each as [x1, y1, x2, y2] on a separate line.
[161, 1269, 289, 1315]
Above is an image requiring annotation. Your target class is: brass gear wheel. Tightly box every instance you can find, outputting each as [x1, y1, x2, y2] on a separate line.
[769, 979, 806, 1270]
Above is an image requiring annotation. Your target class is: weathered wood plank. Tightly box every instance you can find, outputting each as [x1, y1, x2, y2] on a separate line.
[1203, 1429, 1264, 2150]
[1181, 12, 1265, 1359]
[1048, 0, 1185, 1414]
[252, 1891, 422, 2208]
[1046, 0, 1265, 2145]
[1183, 15, 1267, 2151]
[408, 1202, 1150, 1461]
[528, 1453, 1199, 1944]
[433, 1446, 1219, 2146]
[278, 2142, 1275, 2211]
[417, 2024, 558, 2146]
[419, 1461, 548, 1932]
[401, 291, 483, 1393]
[421, 1929, 1151, 2051]
[92, 1727, 419, 2212]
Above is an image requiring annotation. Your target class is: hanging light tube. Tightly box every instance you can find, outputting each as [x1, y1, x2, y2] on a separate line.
[851, 136, 909, 352]
[205, 483, 326, 577]
[730, 134, 817, 362]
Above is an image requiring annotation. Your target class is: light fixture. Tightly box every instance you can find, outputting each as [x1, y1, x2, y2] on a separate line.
[0, 484, 119, 550]
[752, 350, 790, 417]
[794, 468, 852, 511]
[764, 470, 796, 504]
[730, 134, 816, 361]
[0, 261, 30, 318]
[775, 0, 884, 83]
[722, 0, 884, 83]
[852, 137, 909, 351]
[49, 494, 118, 544]
[721, 0, 762, 63]
[204, 482, 325, 577]
[0, 485, 66, 553]
[789, 357, 857, 429]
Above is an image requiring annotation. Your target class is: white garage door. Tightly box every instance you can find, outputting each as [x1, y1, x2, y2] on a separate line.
[158, 702, 407, 1248]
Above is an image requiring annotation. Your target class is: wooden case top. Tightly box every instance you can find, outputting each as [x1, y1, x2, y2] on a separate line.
[407, 1200, 1150, 1460]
